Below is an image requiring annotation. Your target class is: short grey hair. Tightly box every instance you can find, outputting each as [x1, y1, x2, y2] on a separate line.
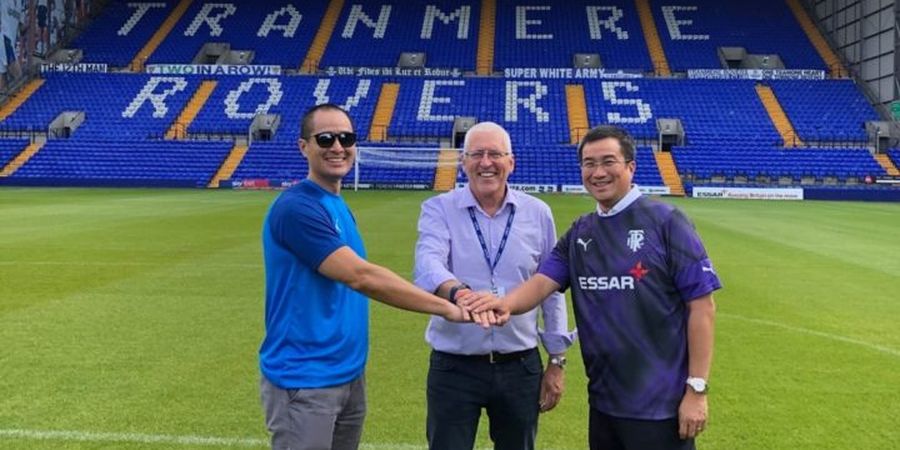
[462, 121, 513, 155]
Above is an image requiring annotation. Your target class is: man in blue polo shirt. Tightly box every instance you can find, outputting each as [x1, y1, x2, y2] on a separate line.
[259, 104, 471, 450]
[464, 125, 720, 449]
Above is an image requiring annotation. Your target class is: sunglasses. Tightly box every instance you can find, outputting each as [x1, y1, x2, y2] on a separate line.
[311, 131, 357, 148]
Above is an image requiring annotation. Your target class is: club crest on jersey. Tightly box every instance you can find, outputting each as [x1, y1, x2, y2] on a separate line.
[627, 229, 644, 252]
[577, 237, 592, 252]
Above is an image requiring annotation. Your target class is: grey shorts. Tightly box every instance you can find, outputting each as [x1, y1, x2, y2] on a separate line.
[260, 374, 367, 450]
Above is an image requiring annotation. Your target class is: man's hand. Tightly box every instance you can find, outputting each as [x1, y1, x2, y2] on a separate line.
[441, 302, 471, 323]
[457, 292, 511, 326]
[539, 363, 564, 412]
[678, 390, 708, 440]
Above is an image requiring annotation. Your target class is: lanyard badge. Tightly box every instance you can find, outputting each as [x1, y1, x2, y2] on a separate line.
[467, 205, 515, 290]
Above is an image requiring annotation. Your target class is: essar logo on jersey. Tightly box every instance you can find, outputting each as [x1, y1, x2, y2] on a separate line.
[577, 275, 634, 291]
[577, 261, 649, 291]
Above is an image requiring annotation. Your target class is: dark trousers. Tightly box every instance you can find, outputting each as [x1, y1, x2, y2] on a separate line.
[426, 349, 542, 450]
[589, 408, 696, 450]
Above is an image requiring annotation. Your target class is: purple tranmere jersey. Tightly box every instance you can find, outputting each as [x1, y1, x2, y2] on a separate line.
[539, 194, 722, 420]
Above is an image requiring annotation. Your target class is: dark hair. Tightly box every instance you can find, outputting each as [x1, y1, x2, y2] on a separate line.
[300, 104, 354, 140]
[577, 125, 636, 162]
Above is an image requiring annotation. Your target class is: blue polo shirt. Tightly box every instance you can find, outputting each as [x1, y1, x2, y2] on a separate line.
[259, 179, 368, 389]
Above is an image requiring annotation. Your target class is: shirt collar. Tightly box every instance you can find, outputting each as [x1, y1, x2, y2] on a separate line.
[458, 184, 519, 215]
[596, 185, 641, 217]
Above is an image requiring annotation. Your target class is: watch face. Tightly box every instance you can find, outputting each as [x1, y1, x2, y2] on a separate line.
[688, 378, 706, 393]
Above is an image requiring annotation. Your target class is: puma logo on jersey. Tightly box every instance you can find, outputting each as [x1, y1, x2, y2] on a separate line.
[577, 238, 592, 252]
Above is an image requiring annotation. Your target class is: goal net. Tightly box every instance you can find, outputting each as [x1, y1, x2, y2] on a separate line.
[352, 146, 460, 190]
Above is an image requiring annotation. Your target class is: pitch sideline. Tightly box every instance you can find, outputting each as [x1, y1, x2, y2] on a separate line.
[721, 312, 900, 358]
[0, 428, 571, 450]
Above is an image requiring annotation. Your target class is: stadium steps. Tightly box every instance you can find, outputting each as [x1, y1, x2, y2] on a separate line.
[786, 0, 847, 78]
[130, 0, 193, 71]
[0, 79, 45, 121]
[433, 149, 460, 191]
[476, 0, 496, 75]
[301, 0, 345, 73]
[0, 141, 45, 177]
[755, 84, 804, 148]
[166, 80, 218, 139]
[369, 83, 400, 142]
[208, 142, 249, 188]
[565, 85, 589, 144]
[654, 151, 685, 196]
[635, 0, 671, 76]
[875, 154, 900, 176]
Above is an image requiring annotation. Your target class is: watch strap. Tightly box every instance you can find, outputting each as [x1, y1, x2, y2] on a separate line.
[447, 283, 470, 304]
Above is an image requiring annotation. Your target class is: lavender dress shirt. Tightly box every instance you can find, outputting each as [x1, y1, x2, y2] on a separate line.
[414, 186, 576, 355]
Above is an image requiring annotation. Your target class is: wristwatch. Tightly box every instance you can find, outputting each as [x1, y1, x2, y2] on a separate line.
[549, 355, 567, 369]
[686, 377, 708, 394]
[447, 283, 470, 304]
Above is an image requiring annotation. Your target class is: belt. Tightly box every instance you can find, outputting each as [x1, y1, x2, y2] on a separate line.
[435, 348, 537, 364]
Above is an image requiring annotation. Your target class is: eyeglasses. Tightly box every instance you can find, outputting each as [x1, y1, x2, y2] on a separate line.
[580, 158, 632, 171]
[464, 150, 510, 161]
[311, 131, 357, 148]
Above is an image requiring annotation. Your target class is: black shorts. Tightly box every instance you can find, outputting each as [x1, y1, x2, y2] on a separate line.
[589, 408, 696, 450]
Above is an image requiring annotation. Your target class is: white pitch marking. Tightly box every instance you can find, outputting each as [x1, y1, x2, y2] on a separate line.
[0, 429, 266, 447]
[0, 261, 259, 269]
[720, 312, 900, 358]
[0, 429, 570, 450]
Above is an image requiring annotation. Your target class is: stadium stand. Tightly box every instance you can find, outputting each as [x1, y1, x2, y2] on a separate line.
[888, 149, 900, 168]
[583, 79, 781, 144]
[227, 141, 304, 181]
[10, 140, 233, 187]
[673, 146, 886, 183]
[770, 79, 878, 143]
[189, 76, 379, 143]
[2, 73, 194, 140]
[653, 0, 826, 71]
[147, 0, 327, 66]
[0, 0, 894, 197]
[0, 140, 29, 168]
[321, 0, 480, 70]
[390, 77, 570, 145]
[71, 0, 176, 66]
[493, 0, 651, 71]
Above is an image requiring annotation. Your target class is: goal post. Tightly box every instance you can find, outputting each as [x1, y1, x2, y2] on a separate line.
[352, 146, 461, 191]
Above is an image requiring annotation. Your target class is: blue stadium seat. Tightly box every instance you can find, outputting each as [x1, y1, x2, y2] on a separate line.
[149, 0, 327, 66]
[322, 0, 478, 70]
[653, 0, 826, 71]
[494, 0, 650, 70]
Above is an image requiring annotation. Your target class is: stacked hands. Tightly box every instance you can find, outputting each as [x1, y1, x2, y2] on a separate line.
[446, 289, 512, 328]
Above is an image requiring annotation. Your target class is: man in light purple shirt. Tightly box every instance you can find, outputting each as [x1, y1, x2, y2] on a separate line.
[414, 121, 576, 450]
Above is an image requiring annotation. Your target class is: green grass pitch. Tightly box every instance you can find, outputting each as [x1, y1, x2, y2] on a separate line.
[1, 187, 898, 449]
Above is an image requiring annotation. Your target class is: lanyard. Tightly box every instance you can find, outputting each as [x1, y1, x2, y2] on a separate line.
[467, 204, 515, 285]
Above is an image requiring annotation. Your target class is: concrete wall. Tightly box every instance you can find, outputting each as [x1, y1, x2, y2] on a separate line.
[809, 0, 896, 112]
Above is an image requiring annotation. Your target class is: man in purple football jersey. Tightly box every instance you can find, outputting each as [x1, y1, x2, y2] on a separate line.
[462, 125, 721, 450]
